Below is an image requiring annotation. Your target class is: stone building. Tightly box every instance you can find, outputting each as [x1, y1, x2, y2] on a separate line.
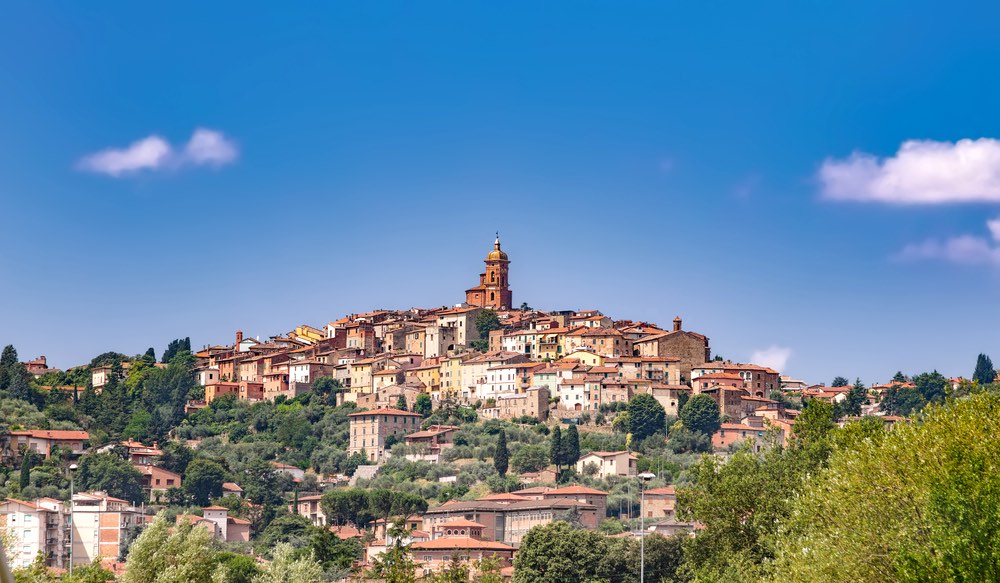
[631, 317, 710, 381]
[348, 407, 423, 463]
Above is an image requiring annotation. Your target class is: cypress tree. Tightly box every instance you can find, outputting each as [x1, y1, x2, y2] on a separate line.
[562, 425, 580, 468]
[0, 344, 18, 390]
[494, 430, 509, 476]
[396, 394, 409, 411]
[974, 354, 996, 385]
[550, 426, 563, 472]
[19, 453, 31, 491]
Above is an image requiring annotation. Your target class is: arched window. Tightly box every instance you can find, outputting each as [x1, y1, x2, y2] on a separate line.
[490, 271, 496, 282]
[490, 292, 495, 302]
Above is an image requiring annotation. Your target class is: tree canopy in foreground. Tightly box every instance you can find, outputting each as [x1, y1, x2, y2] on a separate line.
[772, 392, 1000, 582]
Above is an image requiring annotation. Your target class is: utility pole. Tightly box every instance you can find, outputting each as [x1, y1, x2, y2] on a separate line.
[68, 463, 78, 576]
[638, 472, 655, 583]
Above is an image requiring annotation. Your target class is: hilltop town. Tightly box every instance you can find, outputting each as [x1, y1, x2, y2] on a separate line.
[0, 237, 992, 582]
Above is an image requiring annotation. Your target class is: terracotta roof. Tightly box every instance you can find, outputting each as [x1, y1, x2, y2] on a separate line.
[223, 482, 243, 492]
[438, 518, 486, 528]
[1, 498, 39, 510]
[582, 450, 638, 459]
[644, 486, 676, 496]
[330, 525, 363, 539]
[405, 425, 459, 439]
[478, 493, 530, 502]
[348, 408, 422, 417]
[9, 430, 89, 440]
[544, 485, 608, 496]
[719, 423, 760, 431]
[131, 464, 181, 479]
[203, 505, 229, 511]
[410, 537, 514, 551]
[696, 373, 744, 381]
[512, 487, 551, 495]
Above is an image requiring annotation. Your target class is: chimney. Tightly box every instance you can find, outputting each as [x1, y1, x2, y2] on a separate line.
[673, 316, 682, 332]
[236, 330, 243, 346]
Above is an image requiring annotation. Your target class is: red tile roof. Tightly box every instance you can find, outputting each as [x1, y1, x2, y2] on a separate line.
[9, 430, 89, 440]
[348, 408, 422, 417]
[644, 486, 676, 496]
[410, 537, 514, 551]
[438, 518, 486, 528]
[544, 485, 607, 496]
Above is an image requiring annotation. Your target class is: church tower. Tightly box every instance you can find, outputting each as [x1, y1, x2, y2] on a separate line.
[465, 236, 513, 310]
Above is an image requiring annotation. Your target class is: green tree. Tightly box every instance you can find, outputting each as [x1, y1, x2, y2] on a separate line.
[494, 429, 509, 476]
[213, 552, 262, 583]
[122, 408, 152, 441]
[161, 337, 192, 364]
[254, 543, 324, 583]
[627, 393, 667, 440]
[18, 451, 32, 490]
[7, 364, 38, 406]
[368, 489, 396, 540]
[184, 458, 226, 506]
[342, 451, 369, 477]
[561, 425, 580, 468]
[679, 393, 721, 436]
[794, 398, 835, 444]
[311, 376, 340, 396]
[321, 488, 375, 528]
[511, 444, 549, 473]
[240, 459, 284, 533]
[678, 399, 844, 581]
[880, 386, 926, 416]
[0, 344, 19, 390]
[892, 371, 909, 383]
[594, 534, 687, 583]
[368, 522, 417, 582]
[913, 370, 948, 405]
[549, 426, 563, 472]
[831, 376, 850, 387]
[256, 514, 311, 552]
[306, 526, 361, 571]
[121, 513, 218, 583]
[475, 309, 502, 339]
[839, 378, 867, 418]
[973, 353, 996, 385]
[430, 555, 469, 582]
[395, 394, 408, 411]
[414, 393, 432, 417]
[772, 393, 1000, 582]
[158, 442, 194, 475]
[76, 453, 145, 504]
[513, 521, 608, 583]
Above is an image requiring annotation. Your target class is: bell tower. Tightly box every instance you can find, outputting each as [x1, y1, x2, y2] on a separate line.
[465, 235, 513, 310]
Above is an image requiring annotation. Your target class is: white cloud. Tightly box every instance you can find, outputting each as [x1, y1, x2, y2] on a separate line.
[819, 138, 1000, 204]
[750, 345, 791, 372]
[78, 128, 238, 177]
[182, 128, 238, 166]
[77, 135, 173, 177]
[895, 217, 1000, 266]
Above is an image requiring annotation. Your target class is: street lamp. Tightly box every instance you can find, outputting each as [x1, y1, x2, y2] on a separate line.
[638, 471, 656, 583]
[68, 463, 78, 576]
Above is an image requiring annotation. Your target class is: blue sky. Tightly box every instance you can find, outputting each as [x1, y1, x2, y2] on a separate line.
[2, 2, 999, 384]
